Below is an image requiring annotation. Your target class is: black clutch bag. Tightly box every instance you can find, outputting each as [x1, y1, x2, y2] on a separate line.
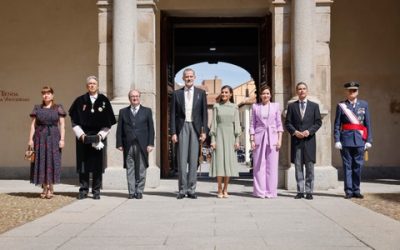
[83, 135, 100, 144]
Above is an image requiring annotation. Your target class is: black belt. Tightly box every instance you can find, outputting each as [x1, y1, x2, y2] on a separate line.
[37, 124, 55, 136]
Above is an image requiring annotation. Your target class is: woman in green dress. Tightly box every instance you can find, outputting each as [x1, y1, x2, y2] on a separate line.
[210, 85, 241, 198]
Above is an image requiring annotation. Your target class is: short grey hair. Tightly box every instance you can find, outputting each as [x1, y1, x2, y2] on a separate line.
[296, 81, 308, 90]
[183, 68, 195, 76]
[86, 75, 98, 83]
[128, 89, 141, 98]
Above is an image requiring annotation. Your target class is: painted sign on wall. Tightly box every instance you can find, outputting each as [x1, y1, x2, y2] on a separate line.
[0, 90, 30, 102]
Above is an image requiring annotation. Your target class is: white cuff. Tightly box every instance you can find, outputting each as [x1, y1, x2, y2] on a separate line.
[98, 128, 110, 140]
[72, 126, 85, 139]
[335, 142, 342, 150]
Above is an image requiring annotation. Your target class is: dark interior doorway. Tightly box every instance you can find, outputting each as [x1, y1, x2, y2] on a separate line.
[160, 15, 272, 178]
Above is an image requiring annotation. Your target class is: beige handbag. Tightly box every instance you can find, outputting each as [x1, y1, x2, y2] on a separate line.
[24, 146, 35, 163]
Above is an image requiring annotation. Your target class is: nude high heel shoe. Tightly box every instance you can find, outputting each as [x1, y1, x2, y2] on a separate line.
[46, 184, 54, 199]
[223, 191, 229, 198]
[40, 184, 48, 199]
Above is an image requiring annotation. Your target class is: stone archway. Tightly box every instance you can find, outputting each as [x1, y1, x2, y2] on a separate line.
[160, 15, 272, 178]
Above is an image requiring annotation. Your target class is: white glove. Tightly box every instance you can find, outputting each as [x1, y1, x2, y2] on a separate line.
[335, 142, 342, 150]
[92, 141, 104, 150]
[364, 142, 372, 150]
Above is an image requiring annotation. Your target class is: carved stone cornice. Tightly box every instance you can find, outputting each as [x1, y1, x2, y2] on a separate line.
[138, 0, 157, 12]
[316, 0, 334, 6]
[97, 0, 158, 12]
[272, 0, 333, 6]
[272, 0, 287, 6]
[97, 0, 112, 8]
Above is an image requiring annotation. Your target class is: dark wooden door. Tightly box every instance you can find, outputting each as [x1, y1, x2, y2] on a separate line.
[258, 14, 272, 100]
[160, 12, 175, 178]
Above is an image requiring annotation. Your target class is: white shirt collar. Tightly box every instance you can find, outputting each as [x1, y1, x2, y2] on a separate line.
[299, 98, 307, 103]
[347, 98, 357, 104]
[89, 94, 98, 104]
[185, 86, 194, 92]
[131, 104, 140, 111]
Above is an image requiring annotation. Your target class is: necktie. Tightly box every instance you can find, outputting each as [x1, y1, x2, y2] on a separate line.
[186, 89, 191, 102]
[132, 107, 137, 116]
[300, 101, 305, 118]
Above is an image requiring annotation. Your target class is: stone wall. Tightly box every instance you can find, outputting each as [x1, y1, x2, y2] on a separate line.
[0, 0, 98, 178]
[331, 0, 400, 172]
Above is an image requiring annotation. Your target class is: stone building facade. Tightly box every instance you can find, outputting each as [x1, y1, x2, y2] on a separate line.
[1, 0, 399, 190]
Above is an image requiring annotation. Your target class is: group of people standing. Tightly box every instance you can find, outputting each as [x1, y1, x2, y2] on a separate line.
[169, 68, 372, 200]
[27, 68, 372, 201]
[28, 76, 154, 200]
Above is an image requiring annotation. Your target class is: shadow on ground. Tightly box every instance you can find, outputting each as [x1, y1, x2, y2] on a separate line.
[363, 179, 400, 186]
[7, 192, 77, 199]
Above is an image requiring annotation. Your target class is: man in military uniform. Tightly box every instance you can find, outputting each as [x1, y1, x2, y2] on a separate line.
[334, 81, 372, 199]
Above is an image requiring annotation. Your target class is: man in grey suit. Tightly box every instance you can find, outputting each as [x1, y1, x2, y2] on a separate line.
[116, 90, 155, 199]
[170, 68, 208, 199]
[285, 82, 322, 200]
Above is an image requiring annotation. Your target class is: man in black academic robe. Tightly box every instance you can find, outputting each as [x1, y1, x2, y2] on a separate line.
[69, 76, 116, 200]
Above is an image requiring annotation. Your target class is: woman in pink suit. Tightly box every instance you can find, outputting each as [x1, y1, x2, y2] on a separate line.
[250, 85, 283, 198]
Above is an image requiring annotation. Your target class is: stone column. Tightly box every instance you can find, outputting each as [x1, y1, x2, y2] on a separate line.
[102, 0, 138, 189]
[284, 0, 338, 190]
[97, 0, 113, 97]
[136, 0, 159, 187]
[291, 0, 315, 87]
[101, 0, 160, 189]
[271, 0, 291, 187]
[313, 0, 337, 189]
[112, 0, 136, 105]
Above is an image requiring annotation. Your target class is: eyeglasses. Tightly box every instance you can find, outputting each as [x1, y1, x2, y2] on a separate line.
[129, 95, 140, 98]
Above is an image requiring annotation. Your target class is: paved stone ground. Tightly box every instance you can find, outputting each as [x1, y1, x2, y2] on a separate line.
[0, 175, 400, 250]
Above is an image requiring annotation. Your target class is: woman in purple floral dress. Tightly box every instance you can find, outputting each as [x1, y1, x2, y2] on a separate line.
[28, 86, 66, 198]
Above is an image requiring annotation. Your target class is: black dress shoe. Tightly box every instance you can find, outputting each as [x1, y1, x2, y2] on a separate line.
[353, 193, 364, 199]
[128, 194, 135, 199]
[344, 194, 353, 199]
[177, 193, 185, 199]
[135, 193, 143, 199]
[77, 193, 87, 200]
[93, 194, 100, 200]
[294, 193, 304, 199]
[187, 193, 198, 199]
[305, 194, 313, 200]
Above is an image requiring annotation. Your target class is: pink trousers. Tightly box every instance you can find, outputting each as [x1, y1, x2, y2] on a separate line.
[253, 146, 279, 198]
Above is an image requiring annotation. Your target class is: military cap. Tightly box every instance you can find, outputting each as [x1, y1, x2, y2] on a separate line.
[344, 81, 360, 90]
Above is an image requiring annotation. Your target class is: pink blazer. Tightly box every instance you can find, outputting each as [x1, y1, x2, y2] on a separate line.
[249, 102, 284, 148]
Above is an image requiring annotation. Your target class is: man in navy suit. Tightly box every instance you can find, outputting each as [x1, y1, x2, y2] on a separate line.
[285, 82, 322, 200]
[170, 68, 208, 199]
[334, 81, 372, 199]
[116, 90, 155, 199]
